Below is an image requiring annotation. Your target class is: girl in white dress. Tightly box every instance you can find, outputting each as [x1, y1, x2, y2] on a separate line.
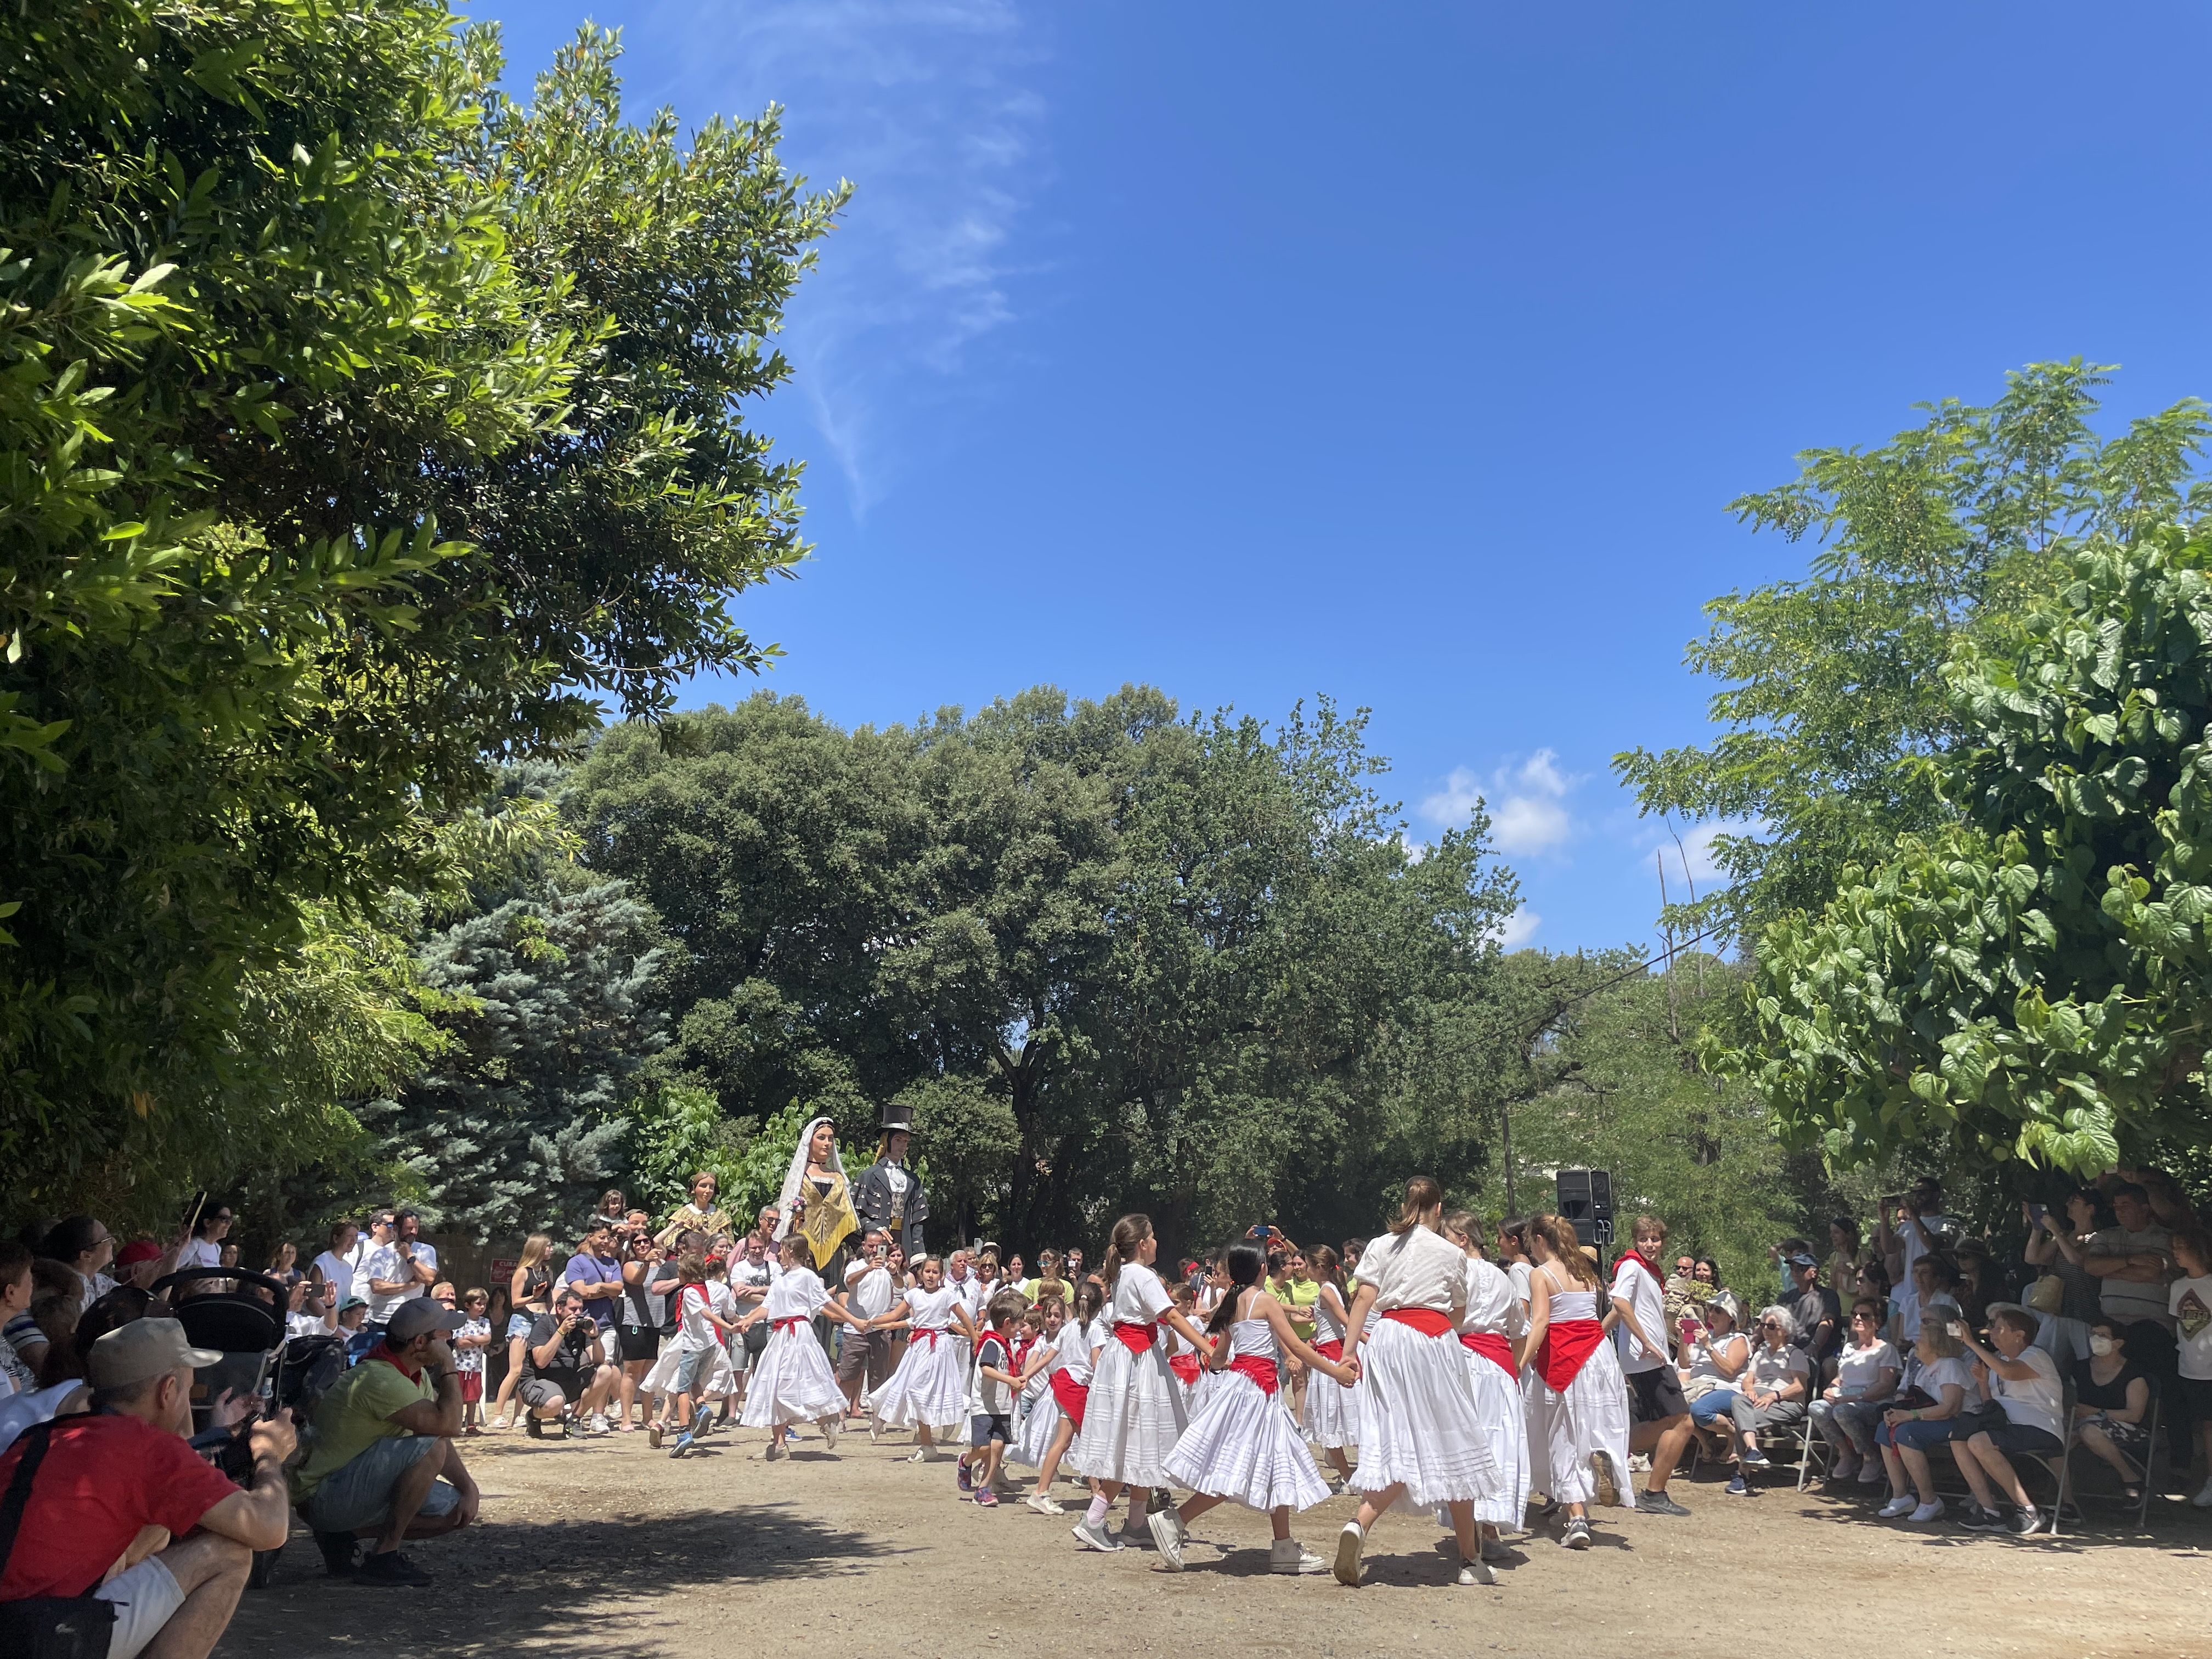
[1332, 1177, 1503, 1589]
[1026, 1280, 1106, 1514]
[1520, 1212, 1632, 1549]
[1443, 1210, 1531, 1557]
[735, 1234, 867, 1458]
[1007, 1297, 1065, 1477]
[868, 1257, 973, 1459]
[1300, 1243, 1359, 1487]
[1068, 1214, 1211, 1553]
[1152, 1243, 1357, 1575]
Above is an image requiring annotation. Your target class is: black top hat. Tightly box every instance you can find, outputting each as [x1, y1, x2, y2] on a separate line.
[879, 1102, 915, 1133]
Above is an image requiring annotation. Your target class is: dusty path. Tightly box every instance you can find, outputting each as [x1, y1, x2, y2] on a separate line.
[218, 1420, 2212, 1659]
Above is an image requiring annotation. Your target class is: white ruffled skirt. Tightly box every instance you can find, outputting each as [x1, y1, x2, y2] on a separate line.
[1349, 1319, 1501, 1508]
[738, 1324, 844, 1430]
[870, 1330, 968, 1431]
[1009, 1378, 1062, 1469]
[1463, 1347, 1531, 1525]
[1070, 1338, 1187, 1486]
[1302, 1360, 1362, 1450]
[1523, 1341, 1631, 1506]
[1166, 1370, 1330, 1513]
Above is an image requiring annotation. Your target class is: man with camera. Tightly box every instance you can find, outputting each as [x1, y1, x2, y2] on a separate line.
[518, 1289, 621, 1438]
[838, 1230, 898, 1415]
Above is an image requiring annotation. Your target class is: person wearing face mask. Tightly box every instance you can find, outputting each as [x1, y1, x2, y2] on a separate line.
[2069, 1319, 2151, 1505]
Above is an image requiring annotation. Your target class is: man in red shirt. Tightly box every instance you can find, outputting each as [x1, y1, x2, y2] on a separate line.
[0, 1318, 296, 1659]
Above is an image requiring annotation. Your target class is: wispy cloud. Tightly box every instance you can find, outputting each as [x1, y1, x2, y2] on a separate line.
[1635, 816, 1764, 892]
[641, 0, 1048, 510]
[1422, 749, 1578, 857]
[1496, 907, 1541, 949]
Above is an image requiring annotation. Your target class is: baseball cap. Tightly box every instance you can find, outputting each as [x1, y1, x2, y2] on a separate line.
[337, 1296, 369, 1313]
[86, 1318, 222, 1389]
[387, 1297, 466, 1342]
[114, 1239, 163, 1268]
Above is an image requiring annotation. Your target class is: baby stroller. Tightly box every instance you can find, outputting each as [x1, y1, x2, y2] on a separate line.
[153, 1266, 346, 1586]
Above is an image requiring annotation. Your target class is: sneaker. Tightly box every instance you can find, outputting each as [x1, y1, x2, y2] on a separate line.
[1480, 1535, 1511, 1563]
[957, 1460, 976, 1493]
[1271, 1537, 1327, 1575]
[1071, 1517, 1123, 1552]
[1877, 1494, 1917, 1518]
[1115, 1526, 1151, 1551]
[821, 1418, 840, 1451]
[1724, 1475, 1750, 1497]
[1147, 1487, 1173, 1514]
[1025, 1493, 1067, 1516]
[647, 1422, 664, 1449]
[590, 1412, 610, 1435]
[1957, 1503, 2006, 1531]
[670, 1434, 693, 1459]
[1637, 1489, 1691, 1516]
[2193, 1479, 2212, 1509]
[1909, 1498, 1945, 1523]
[1739, 1448, 1771, 1469]
[1828, 1454, 1859, 1481]
[764, 1437, 787, 1462]
[1857, 1464, 1888, 1486]
[2007, 1505, 2044, 1537]
[313, 1531, 358, 1578]
[524, 1414, 543, 1440]
[357, 1550, 432, 1588]
[1148, 1509, 1185, 1569]
[975, 1489, 1000, 1508]
[1333, 1521, 1365, 1586]
[1561, 1519, 1592, 1551]
[907, 1446, 932, 1463]
[1455, 1556, 1496, 1586]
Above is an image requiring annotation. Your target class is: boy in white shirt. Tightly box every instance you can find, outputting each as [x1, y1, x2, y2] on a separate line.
[956, 1294, 1025, 1507]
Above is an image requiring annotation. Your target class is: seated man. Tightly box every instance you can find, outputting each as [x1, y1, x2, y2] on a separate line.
[0, 1318, 294, 1659]
[518, 1289, 620, 1438]
[290, 1295, 478, 1585]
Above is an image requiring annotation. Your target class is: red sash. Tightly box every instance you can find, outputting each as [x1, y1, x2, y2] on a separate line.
[1312, 1338, 1344, 1362]
[1459, 1330, 1516, 1379]
[1229, 1354, 1280, 1396]
[1111, 1319, 1158, 1358]
[1381, 1307, 1453, 1338]
[771, 1316, 806, 1334]
[1536, 1318, 1605, 1390]
[1049, 1368, 1088, 1427]
[1169, 1351, 1202, 1386]
[910, 1327, 947, 1348]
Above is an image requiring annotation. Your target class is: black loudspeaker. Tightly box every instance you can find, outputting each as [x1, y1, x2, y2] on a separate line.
[1554, 1168, 1615, 1246]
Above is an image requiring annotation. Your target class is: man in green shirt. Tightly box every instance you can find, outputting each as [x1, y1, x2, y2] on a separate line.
[292, 1296, 479, 1586]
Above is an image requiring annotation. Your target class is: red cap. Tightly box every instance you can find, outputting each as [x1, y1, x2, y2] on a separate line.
[115, 1238, 162, 1267]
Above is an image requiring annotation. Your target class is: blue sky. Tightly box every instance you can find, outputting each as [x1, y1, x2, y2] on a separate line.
[480, 1, 2212, 955]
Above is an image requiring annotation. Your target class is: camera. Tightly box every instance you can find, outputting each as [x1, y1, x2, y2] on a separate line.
[570, 1315, 597, 1339]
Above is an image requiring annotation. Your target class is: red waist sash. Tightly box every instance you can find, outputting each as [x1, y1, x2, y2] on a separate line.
[1229, 1354, 1280, 1395]
[1459, 1330, 1516, 1379]
[1536, 1318, 1605, 1390]
[1049, 1368, 1088, 1427]
[1381, 1307, 1453, 1338]
[911, 1327, 947, 1347]
[1111, 1319, 1158, 1358]
[1312, 1338, 1344, 1362]
[1169, 1351, 1202, 1385]
[771, 1316, 806, 1333]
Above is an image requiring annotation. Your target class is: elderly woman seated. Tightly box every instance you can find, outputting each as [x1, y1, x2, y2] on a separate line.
[1720, 1306, 1813, 1494]
[1875, 1318, 1977, 1523]
[1675, 1291, 1751, 1458]
[1950, 1305, 2067, 1535]
[1810, 1297, 1901, 1483]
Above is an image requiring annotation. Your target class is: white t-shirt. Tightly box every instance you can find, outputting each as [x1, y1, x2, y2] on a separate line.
[1506, 1259, 1533, 1310]
[286, 1311, 334, 1341]
[456, 1316, 490, 1374]
[674, 1282, 723, 1353]
[2171, 1274, 2212, 1380]
[968, 1328, 1017, 1417]
[1108, 1263, 1173, 1329]
[181, 1239, 223, 1272]
[845, 1261, 895, 1321]
[1351, 1227, 1466, 1317]
[1681, 1332, 1748, 1389]
[1058, 1316, 1109, 1386]
[1609, 1256, 1669, 1373]
[1746, 1342, 1810, 1395]
[311, 1250, 356, 1307]
[903, 1284, 960, 1331]
[1833, 1339, 1900, 1400]
[359, 1244, 414, 1323]
[1915, 1353, 1977, 1409]
[1988, 1342, 2064, 1441]
[1458, 1256, 1522, 1338]
[763, 1266, 830, 1322]
[729, 1260, 772, 1312]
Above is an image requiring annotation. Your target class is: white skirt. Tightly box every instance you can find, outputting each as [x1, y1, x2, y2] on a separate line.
[738, 1324, 845, 1430]
[1165, 1370, 1330, 1513]
[1070, 1337, 1187, 1486]
[1523, 1341, 1631, 1506]
[1463, 1347, 1531, 1525]
[1008, 1379, 1062, 1469]
[870, 1329, 967, 1431]
[1349, 1319, 1502, 1508]
[1302, 1359, 1362, 1450]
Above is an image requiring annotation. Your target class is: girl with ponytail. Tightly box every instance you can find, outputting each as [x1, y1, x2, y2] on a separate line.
[1148, 1243, 1359, 1574]
[1520, 1212, 1631, 1549]
[1066, 1215, 1212, 1553]
[1442, 1211, 1531, 1560]
[1300, 1243, 1359, 1487]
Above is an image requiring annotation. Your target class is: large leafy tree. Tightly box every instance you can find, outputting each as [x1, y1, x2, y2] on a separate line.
[0, 7, 839, 1207]
[1616, 363, 2212, 946]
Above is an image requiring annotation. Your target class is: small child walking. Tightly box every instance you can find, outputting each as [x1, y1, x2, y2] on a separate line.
[456, 1288, 492, 1436]
[957, 1294, 1028, 1506]
[668, 1253, 740, 1458]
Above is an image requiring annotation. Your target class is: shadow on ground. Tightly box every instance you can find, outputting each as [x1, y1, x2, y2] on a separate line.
[216, 1502, 884, 1659]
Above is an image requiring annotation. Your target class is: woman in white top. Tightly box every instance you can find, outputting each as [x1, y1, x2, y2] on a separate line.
[1809, 1297, 1899, 1484]
[1068, 1215, 1210, 1553]
[1442, 1210, 1530, 1557]
[1520, 1214, 1632, 1550]
[867, 1257, 973, 1457]
[1299, 1244, 1361, 1487]
[1721, 1306, 1811, 1495]
[1949, 1306, 2066, 1536]
[1874, 1320, 1974, 1523]
[1151, 1243, 1356, 1575]
[1332, 1178, 1503, 1589]
[1675, 1291, 1752, 1463]
[734, 1233, 867, 1458]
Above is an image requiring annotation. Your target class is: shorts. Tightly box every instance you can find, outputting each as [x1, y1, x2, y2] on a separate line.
[518, 1376, 576, 1413]
[672, 1346, 714, 1394]
[1953, 1413, 2064, 1458]
[96, 1553, 183, 1659]
[618, 1325, 660, 1363]
[1688, 1388, 1740, 1427]
[298, 1435, 462, 1534]
[970, 1412, 1012, 1448]
[836, 1328, 894, 1389]
[1877, 1415, 1960, 1454]
[506, 1313, 538, 1340]
[2074, 1409, 2147, 1450]
[460, 1372, 483, 1403]
[2179, 1374, 2212, 1420]
[1626, 1364, 1690, 1424]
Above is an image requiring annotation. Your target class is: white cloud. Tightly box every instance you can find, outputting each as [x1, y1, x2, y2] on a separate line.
[1422, 749, 1578, 857]
[1637, 816, 1764, 891]
[1495, 907, 1541, 950]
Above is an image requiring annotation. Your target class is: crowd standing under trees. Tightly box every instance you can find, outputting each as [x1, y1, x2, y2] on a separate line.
[5, 0, 2212, 1651]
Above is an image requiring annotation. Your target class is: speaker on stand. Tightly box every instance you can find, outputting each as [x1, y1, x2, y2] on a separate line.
[1554, 1167, 1615, 1271]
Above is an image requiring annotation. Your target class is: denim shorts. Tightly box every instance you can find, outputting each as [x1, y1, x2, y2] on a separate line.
[1876, 1415, 1958, 1454]
[1688, 1389, 1740, 1427]
[300, 1435, 460, 1534]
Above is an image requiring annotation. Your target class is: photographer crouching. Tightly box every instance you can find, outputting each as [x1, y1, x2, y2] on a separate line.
[518, 1289, 621, 1438]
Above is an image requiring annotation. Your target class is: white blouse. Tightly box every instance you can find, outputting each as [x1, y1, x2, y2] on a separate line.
[1352, 1227, 1468, 1316]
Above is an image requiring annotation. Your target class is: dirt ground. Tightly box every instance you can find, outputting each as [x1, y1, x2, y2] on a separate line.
[218, 1419, 2212, 1659]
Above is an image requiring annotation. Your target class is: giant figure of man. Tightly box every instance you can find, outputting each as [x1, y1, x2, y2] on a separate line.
[851, 1102, 929, 1259]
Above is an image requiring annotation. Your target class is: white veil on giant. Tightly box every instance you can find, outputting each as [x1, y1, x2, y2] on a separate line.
[772, 1114, 848, 1243]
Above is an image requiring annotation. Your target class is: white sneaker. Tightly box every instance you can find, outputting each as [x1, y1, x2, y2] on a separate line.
[1909, 1498, 1945, 1523]
[764, 1437, 787, 1462]
[590, 1413, 610, 1436]
[1271, 1537, 1327, 1575]
[1071, 1517, 1122, 1552]
[906, 1446, 932, 1463]
[1456, 1559, 1496, 1586]
[1878, 1494, 1916, 1518]
[1148, 1509, 1185, 1570]
[1025, 1493, 1067, 1516]
[821, 1417, 840, 1451]
[2194, 1479, 2212, 1509]
[1333, 1521, 1365, 1587]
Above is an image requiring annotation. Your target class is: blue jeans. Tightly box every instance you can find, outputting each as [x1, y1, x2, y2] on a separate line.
[1876, 1415, 1957, 1454]
[299, 1435, 460, 1534]
[1689, 1389, 1740, 1427]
